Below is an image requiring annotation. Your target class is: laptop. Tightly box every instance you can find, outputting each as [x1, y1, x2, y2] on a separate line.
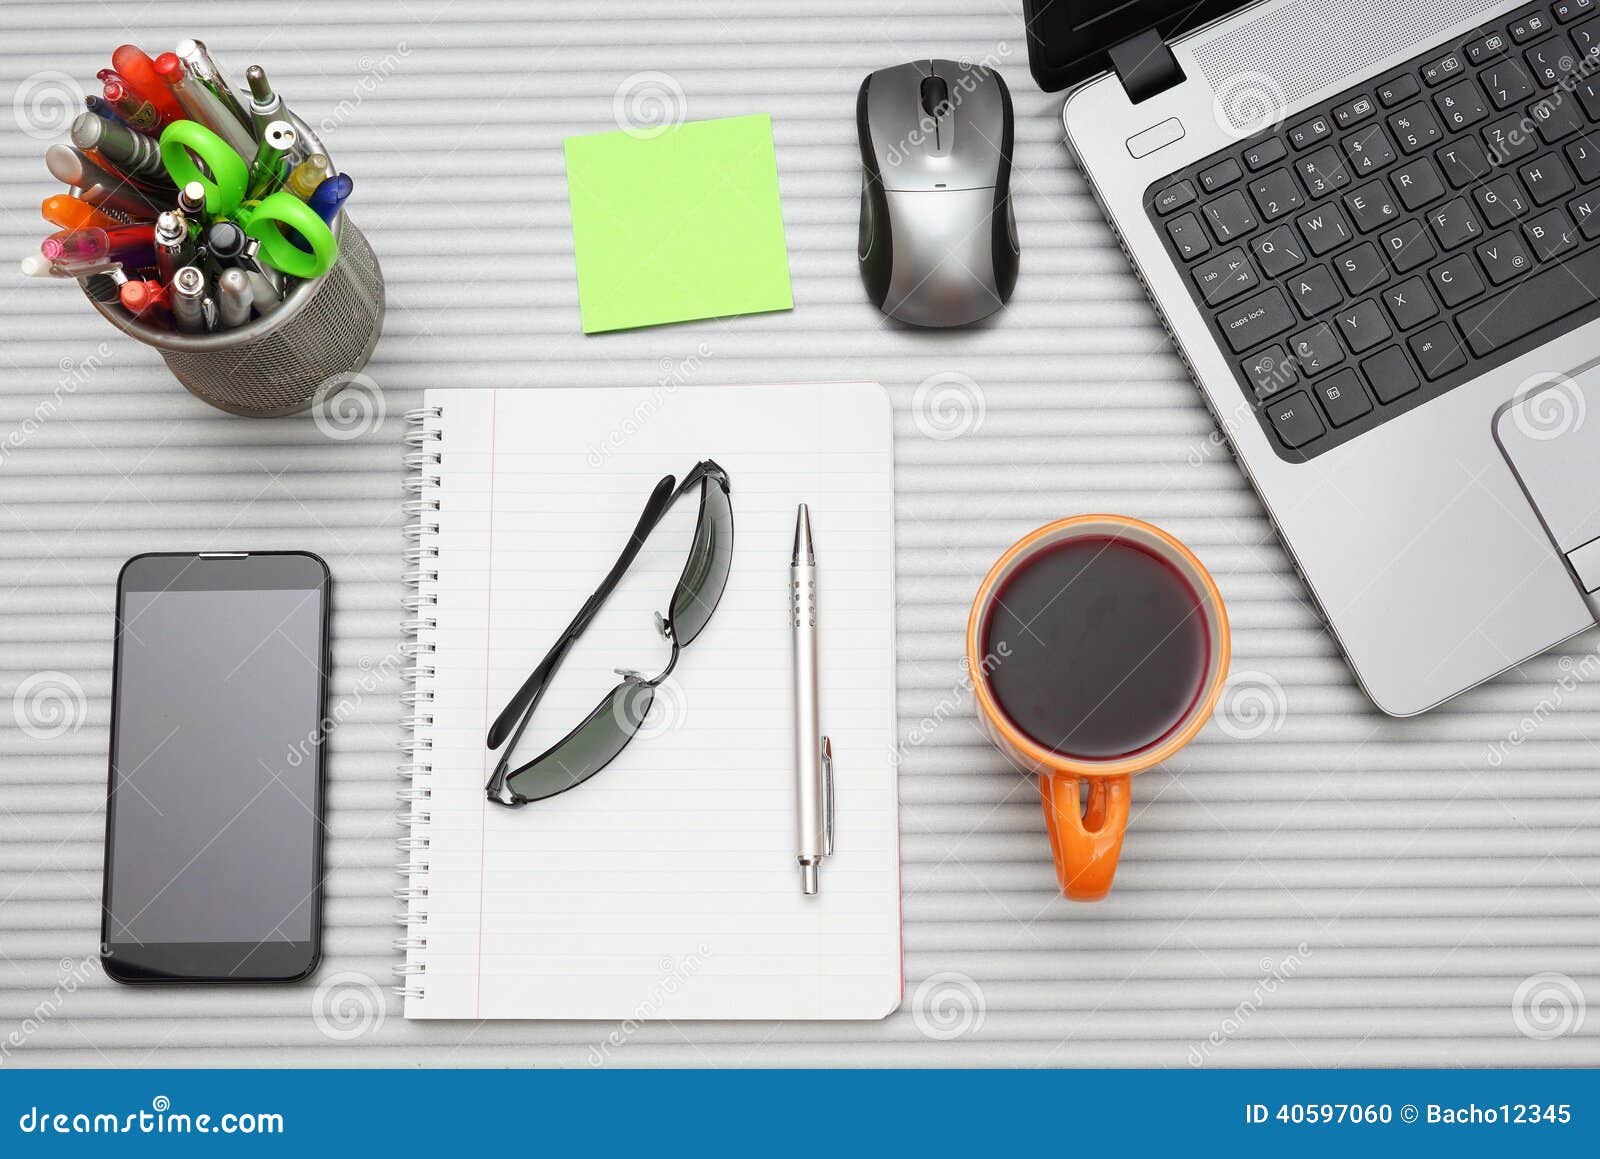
[1025, 0, 1600, 715]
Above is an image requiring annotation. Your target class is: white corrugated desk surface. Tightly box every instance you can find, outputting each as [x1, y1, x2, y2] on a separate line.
[2, 0, 1598, 1068]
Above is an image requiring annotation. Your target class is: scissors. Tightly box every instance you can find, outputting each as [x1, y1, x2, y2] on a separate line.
[159, 120, 338, 280]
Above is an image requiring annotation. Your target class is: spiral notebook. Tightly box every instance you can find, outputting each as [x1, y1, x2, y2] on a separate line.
[398, 383, 903, 1020]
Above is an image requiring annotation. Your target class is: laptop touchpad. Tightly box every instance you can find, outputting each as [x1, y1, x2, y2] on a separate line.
[1496, 370, 1600, 604]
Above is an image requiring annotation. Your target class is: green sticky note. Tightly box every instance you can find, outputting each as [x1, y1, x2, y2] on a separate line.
[564, 114, 794, 334]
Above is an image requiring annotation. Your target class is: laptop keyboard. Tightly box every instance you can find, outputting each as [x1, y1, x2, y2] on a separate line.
[1147, 0, 1600, 461]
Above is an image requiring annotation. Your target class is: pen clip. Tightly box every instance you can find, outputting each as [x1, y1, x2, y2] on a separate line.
[821, 736, 835, 857]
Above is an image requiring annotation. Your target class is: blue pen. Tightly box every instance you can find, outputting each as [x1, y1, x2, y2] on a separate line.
[306, 173, 353, 224]
[83, 95, 128, 129]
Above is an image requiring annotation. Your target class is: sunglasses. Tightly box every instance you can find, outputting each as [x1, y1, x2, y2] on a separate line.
[485, 460, 733, 807]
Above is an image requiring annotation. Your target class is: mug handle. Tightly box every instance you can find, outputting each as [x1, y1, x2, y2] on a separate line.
[1039, 773, 1130, 901]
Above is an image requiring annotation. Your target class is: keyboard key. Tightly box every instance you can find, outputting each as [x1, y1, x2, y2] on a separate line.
[1430, 254, 1485, 306]
[1333, 95, 1378, 128]
[1334, 299, 1393, 352]
[1436, 138, 1492, 188]
[1361, 345, 1422, 403]
[1525, 41, 1578, 86]
[1475, 231, 1535, 282]
[1380, 219, 1437, 272]
[1565, 133, 1600, 182]
[1427, 197, 1485, 248]
[1288, 264, 1342, 317]
[1460, 267, 1582, 352]
[1335, 241, 1389, 293]
[1377, 74, 1420, 107]
[1199, 157, 1242, 193]
[1153, 180, 1197, 215]
[1389, 103, 1445, 152]
[1218, 288, 1295, 352]
[1295, 145, 1352, 196]
[1481, 57, 1536, 108]
[1575, 75, 1600, 119]
[1342, 181, 1401, 232]
[1202, 190, 1258, 242]
[1288, 115, 1333, 149]
[1483, 112, 1540, 163]
[1465, 31, 1510, 64]
[1297, 204, 1353, 253]
[1252, 224, 1309, 275]
[1422, 51, 1466, 86]
[1434, 79, 1489, 129]
[1242, 345, 1297, 397]
[1248, 169, 1304, 219]
[1520, 153, 1575, 202]
[1512, 12, 1551, 42]
[1193, 247, 1259, 305]
[1555, 0, 1598, 22]
[1532, 91, 1586, 141]
[1314, 368, 1374, 425]
[1382, 276, 1438, 329]
[1572, 14, 1600, 60]
[1392, 156, 1446, 209]
[1166, 212, 1211, 260]
[1341, 124, 1397, 174]
[1522, 206, 1580, 258]
[1408, 321, 1469, 378]
[1289, 321, 1345, 374]
[1569, 188, 1600, 237]
[1266, 390, 1326, 448]
[1243, 137, 1287, 171]
[1474, 173, 1531, 225]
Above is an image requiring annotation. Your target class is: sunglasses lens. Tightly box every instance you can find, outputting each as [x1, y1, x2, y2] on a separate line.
[504, 680, 656, 803]
[670, 478, 733, 646]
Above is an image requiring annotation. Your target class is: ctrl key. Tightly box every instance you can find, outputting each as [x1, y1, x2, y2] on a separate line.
[1266, 390, 1327, 448]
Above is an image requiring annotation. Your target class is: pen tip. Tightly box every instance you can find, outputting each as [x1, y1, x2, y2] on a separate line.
[792, 504, 814, 564]
[801, 862, 819, 895]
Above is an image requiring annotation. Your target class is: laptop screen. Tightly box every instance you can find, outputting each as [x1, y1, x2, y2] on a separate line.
[1022, 0, 1247, 91]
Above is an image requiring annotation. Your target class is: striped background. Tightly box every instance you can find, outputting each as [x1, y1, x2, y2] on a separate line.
[1, 0, 1598, 1066]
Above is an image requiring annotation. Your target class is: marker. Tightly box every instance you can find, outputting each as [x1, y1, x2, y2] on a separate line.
[204, 220, 247, 264]
[175, 39, 252, 132]
[244, 65, 288, 138]
[307, 173, 353, 224]
[154, 211, 195, 284]
[120, 278, 172, 328]
[19, 254, 122, 279]
[42, 223, 157, 270]
[285, 153, 333, 201]
[216, 267, 254, 328]
[110, 45, 185, 124]
[44, 145, 163, 218]
[101, 78, 162, 133]
[171, 265, 211, 333]
[177, 180, 207, 217]
[41, 194, 121, 232]
[246, 120, 296, 199]
[154, 52, 256, 161]
[71, 111, 168, 182]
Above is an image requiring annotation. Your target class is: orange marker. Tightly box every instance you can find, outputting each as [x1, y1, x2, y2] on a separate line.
[41, 194, 121, 232]
[110, 45, 184, 124]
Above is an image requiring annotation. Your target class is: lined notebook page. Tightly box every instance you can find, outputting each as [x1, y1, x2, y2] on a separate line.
[405, 384, 902, 1020]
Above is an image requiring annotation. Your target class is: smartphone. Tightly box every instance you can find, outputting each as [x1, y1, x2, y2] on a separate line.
[101, 551, 331, 984]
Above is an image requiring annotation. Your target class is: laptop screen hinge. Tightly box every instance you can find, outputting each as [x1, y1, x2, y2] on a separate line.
[1108, 29, 1185, 103]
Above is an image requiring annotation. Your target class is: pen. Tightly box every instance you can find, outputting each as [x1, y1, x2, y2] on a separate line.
[71, 111, 169, 183]
[306, 172, 353, 224]
[41, 194, 120, 232]
[42, 224, 157, 270]
[110, 45, 185, 124]
[19, 254, 122, 279]
[285, 152, 333, 200]
[120, 278, 172, 328]
[171, 265, 211, 333]
[244, 65, 288, 139]
[154, 52, 256, 161]
[154, 211, 194, 283]
[101, 78, 162, 133]
[45, 144, 163, 218]
[177, 180, 206, 217]
[790, 503, 834, 895]
[83, 95, 128, 128]
[216, 266, 253, 328]
[246, 120, 296, 200]
[175, 39, 252, 132]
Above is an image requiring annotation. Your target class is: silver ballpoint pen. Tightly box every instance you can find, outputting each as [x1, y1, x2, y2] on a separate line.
[791, 504, 835, 895]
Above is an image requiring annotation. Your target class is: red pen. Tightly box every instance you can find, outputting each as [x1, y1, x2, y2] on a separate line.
[120, 278, 172, 328]
[110, 45, 184, 124]
[42, 223, 158, 270]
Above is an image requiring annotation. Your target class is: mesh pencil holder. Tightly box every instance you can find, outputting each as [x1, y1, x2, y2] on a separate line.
[85, 214, 385, 418]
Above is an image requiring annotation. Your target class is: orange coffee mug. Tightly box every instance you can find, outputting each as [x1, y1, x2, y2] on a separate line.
[965, 515, 1230, 900]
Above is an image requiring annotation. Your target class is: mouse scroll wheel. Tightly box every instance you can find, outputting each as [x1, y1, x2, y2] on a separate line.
[919, 75, 951, 118]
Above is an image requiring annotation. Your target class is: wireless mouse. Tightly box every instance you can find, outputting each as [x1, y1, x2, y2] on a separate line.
[856, 59, 1019, 327]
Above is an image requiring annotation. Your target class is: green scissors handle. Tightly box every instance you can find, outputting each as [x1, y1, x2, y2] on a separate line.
[159, 120, 249, 215]
[232, 193, 338, 280]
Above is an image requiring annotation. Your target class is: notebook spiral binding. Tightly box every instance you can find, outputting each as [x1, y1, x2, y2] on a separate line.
[394, 405, 443, 1001]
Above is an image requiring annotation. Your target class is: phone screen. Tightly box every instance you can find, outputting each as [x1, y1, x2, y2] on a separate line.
[103, 553, 328, 982]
